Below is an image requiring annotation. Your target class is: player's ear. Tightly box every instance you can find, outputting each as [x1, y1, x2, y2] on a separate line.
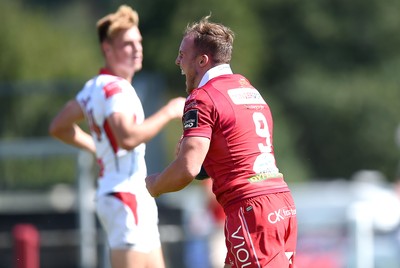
[101, 42, 111, 55]
[198, 55, 209, 66]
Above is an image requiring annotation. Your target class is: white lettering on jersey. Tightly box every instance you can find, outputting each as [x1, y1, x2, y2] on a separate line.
[228, 88, 266, 105]
[252, 112, 280, 174]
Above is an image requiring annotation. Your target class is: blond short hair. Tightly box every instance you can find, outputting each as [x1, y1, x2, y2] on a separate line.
[96, 5, 139, 43]
[184, 15, 234, 64]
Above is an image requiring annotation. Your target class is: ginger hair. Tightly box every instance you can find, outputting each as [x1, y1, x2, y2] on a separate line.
[96, 5, 139, 43]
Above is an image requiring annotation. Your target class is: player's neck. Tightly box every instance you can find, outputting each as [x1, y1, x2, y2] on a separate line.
[104, 65, 133, 83]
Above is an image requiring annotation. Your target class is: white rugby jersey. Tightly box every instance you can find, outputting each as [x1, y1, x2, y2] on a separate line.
[76, 69, 146, 196]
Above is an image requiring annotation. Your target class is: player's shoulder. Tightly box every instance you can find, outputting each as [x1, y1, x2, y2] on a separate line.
[184, 87, 214, 111]
[94, 75, 132, 97]
[78, 75, 132, 101]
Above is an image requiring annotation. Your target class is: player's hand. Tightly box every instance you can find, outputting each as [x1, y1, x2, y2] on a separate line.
[165, 97, 186, 119]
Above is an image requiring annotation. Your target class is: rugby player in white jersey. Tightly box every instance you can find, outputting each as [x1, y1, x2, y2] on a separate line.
[49, 5, 185, 268]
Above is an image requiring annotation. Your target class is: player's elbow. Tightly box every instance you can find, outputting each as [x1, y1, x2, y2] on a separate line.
[181, 166, 200, 182]
[172, 156, 202, 184]
[48, 119, 74, 142]
[175, 170, 196, 191]
[48, 121, 63, 139]
[118, 137, 142, 151]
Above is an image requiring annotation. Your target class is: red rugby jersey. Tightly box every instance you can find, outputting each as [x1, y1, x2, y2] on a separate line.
[183, 74, 289, 208]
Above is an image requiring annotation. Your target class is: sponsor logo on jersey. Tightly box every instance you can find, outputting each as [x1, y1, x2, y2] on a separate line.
[239, 77, 251, 87]
[267, 206, 296, 224]
[228, 88, 266, 105]
[183, 109, 198, 129]
[103, 81, 122, 99]
[247, 172, 283, 183]
[185, 100, 198, 110]
[80, 96, 91, 108]
[230, 225, 253, 267]
[245, 104, 265, 111]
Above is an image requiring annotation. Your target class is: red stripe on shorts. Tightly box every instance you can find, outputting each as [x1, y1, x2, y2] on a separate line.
[111, 192, 138, 225]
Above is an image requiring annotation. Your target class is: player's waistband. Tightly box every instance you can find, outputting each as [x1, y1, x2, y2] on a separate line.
[223, 188, 291, 213]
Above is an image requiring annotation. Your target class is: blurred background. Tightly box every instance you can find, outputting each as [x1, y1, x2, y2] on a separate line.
[1, 0, 400, 267]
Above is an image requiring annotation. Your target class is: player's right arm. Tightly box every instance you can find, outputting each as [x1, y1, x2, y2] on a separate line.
[49, 99, 96, 153]
[107, 97, 185, 151]
[146, 136, 210, 197]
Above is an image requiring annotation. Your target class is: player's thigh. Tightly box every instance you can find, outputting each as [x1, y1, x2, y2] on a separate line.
[224, 193, 296, 267]
[96, 193, 138, 248]
[111, 248, 146, 268]
[110, 246, 165, 268]
[146, 247, 166, 268]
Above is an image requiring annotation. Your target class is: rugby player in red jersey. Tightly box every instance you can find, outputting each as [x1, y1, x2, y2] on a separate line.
[146, 16, 297, 268]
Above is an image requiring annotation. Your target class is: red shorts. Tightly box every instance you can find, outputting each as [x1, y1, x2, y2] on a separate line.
[224, 192, 297, 268]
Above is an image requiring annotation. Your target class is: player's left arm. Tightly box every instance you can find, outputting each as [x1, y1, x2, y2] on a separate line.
[49, 99, 96, 153]
[145, 136, 210, 197]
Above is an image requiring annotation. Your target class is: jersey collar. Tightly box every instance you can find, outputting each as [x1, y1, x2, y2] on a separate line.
[99, 68, 115, 76]
[198, 64, 233, 88]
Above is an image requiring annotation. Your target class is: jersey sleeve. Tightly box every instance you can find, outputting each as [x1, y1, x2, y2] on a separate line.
[75, 80, 92, 109]
[182, 89, 214, 139]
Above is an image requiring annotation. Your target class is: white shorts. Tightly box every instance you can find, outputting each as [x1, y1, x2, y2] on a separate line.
[96, 189, 161, 252]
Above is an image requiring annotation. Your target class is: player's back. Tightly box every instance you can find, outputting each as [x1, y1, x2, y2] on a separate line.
[200, 74, 289, 207]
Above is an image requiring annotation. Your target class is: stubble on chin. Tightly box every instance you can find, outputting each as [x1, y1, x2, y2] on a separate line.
[185, 82, 195, 95]
[185, 76, 197, 95]
[186, 88, 193, 95]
